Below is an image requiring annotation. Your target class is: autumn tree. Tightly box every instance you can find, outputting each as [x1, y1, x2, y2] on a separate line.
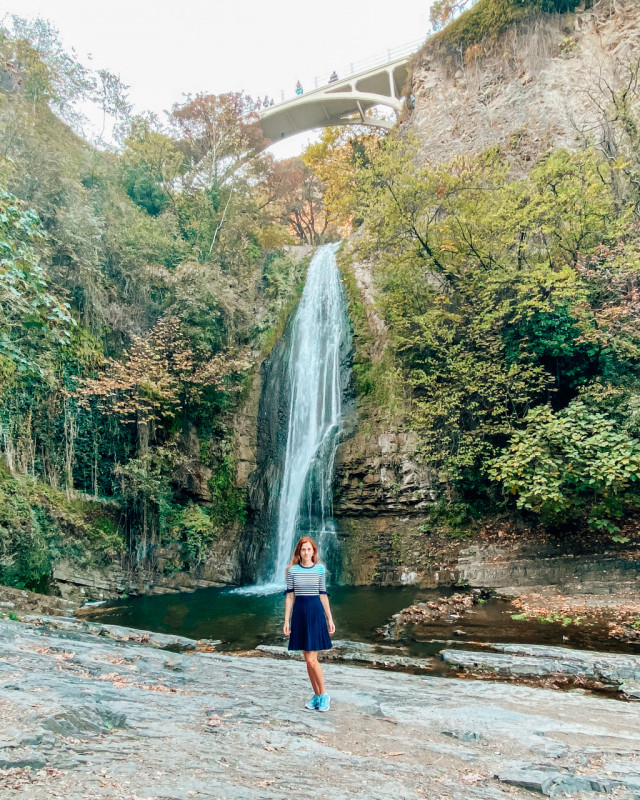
[169, 92, 266, 191]
[76, 315, 251, 455]
[302, 126, 381, 230]
[259, 157, 331, 245]
[429, 0, 475, 31]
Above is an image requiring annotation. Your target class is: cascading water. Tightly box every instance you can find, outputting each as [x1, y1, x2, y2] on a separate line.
[268, 242, 348, 583]
[240, 243, 350, 594]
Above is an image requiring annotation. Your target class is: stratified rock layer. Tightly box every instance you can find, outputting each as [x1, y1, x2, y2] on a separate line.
[442, 642, 640, 700]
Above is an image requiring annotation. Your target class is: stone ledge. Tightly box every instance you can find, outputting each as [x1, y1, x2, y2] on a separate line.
[256, 641, 434, 671]
[442, 643, 640, 700]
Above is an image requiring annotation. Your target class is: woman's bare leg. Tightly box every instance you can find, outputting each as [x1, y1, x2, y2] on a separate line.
[303, 651, 325, 695]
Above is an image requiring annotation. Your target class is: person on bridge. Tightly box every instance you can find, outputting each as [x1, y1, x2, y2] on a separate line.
[295, 80, 303, 95]
[329, 70, 338, 83]
[283, 536, 335, 712]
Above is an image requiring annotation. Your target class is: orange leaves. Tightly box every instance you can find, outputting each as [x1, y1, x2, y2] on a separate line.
[75, 315, 252, 425]
[97, 671, 179, 692]
[429, 0, 473, 32]
[169, 91, 266, 188]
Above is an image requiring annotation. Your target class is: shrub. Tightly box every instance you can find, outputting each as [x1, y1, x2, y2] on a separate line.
[425, 0, 583, 58]
[489, 402, 640, 527]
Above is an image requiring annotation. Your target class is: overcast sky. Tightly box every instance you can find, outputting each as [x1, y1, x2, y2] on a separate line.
[6, 0, 432, 157]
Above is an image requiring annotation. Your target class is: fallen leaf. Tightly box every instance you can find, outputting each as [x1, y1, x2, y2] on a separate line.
[461, 773, 487, 784]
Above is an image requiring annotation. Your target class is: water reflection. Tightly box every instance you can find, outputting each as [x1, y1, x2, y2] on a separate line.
[89, 585, 419, 651]
[87, 584, 640, 658]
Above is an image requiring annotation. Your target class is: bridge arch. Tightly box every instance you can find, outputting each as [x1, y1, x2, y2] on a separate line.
[258, 44, 420, 145]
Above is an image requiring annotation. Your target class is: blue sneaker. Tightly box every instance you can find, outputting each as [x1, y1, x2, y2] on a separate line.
[304, 694, 320, 710]
[317, 693, 331, 712]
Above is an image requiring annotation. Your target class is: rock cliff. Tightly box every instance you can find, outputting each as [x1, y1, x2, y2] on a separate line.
[331, 0, 640, 587]
[406, 0, 640, 165]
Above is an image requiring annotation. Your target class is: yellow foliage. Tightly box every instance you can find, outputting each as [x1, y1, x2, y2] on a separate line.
[302, 127, 381, 228]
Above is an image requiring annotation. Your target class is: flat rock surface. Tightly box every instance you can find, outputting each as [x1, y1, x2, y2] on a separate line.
[256, 643, 435, 671]
[1, 619, 640, 799]
[442, 643, 640, 699]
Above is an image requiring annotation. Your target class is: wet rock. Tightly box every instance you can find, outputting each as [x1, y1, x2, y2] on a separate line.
[383, 593, 477, 639]
[442, 643, 640, 696]
[256, 644, 434, 671]
[497, 763, 614, 796]
[332, 392, 440, 521]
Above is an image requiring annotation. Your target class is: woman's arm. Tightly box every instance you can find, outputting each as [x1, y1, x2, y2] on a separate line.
[283, 592, 294, 635]
[320, 594, 335, 635]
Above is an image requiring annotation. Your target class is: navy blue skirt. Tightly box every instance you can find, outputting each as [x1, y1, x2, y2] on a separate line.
[288, 595, 332, 652]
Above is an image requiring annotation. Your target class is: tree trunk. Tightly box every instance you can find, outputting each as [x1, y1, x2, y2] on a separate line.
[138, 418, 149, 456]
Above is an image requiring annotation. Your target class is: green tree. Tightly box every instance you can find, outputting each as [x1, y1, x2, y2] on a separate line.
[0, 187, 74, 379]
[349, 132, 640, 513]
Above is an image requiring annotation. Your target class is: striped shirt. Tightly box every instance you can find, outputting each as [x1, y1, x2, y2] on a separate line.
[285, 563, 328, 596]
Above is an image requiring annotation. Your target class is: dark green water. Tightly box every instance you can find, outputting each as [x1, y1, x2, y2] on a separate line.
[87, 584, 640, 658]
[91, 585, 419, 651]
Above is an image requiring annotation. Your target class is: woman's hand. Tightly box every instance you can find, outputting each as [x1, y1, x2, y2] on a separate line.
[327, 617, 335, 635]
[283, 621, 290, 636]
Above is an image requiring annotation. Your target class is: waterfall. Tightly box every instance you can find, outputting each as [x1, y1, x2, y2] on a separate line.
[268, 242, 348, 583]
[240, 243, 350, 594]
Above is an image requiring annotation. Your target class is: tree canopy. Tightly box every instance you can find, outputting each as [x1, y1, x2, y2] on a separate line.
[305, 67, 640, 532]
[0, 19, 318, 589]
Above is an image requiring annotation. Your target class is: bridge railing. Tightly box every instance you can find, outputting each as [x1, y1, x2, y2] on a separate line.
[261, 38, 424, 110]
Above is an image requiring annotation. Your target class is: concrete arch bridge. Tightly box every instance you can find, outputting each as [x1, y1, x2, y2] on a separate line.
[258, 40, 422, 145]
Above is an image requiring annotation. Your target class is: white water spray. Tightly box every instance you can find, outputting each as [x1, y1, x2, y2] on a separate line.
[234, 243, 349, 595]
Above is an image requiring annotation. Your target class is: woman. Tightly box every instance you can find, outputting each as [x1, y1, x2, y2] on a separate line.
[283, 536, 335, 711]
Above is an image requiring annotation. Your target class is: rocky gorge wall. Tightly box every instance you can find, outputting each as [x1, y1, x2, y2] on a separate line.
[406, 0, 640, 166]
[329, 0, 640, 591]
[52, 3, 640, 601]
[242, 310, 295, 582]
[335, 511, 640, 595]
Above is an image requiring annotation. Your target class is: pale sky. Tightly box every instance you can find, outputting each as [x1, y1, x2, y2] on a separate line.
[6, 0, 431, 157]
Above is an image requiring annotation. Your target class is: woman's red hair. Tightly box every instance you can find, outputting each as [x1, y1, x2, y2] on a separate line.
[285, 536, 319, 576]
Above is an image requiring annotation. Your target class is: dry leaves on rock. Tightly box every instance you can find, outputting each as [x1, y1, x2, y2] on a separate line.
[393, 593, 477, 630]
[512, 592, 640, 641]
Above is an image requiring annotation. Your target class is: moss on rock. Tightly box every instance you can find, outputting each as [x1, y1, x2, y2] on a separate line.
[421, 0, 583, 61]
